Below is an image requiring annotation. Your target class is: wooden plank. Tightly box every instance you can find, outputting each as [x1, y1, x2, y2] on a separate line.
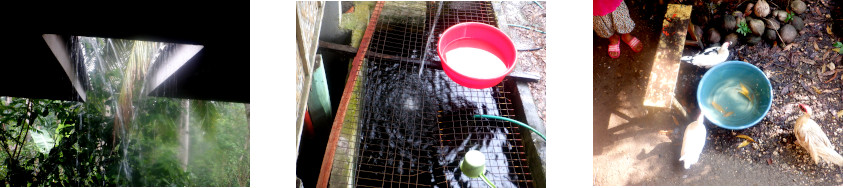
[316, 2, 384, 188]
[319, 40, 540, 82]
[684, 23, 704, 48]
[318, 40, 437, 67]
[643, 4, 692, 108]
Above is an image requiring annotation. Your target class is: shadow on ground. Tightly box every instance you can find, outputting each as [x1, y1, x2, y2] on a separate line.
[593, 0, 843, 186]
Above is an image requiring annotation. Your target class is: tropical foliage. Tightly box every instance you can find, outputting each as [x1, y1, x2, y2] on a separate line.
[0, 36, 249, 186]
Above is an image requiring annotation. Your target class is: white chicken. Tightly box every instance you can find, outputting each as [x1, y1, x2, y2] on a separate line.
[680, 113, 707, 169]
[794, 104, 843, 166]
[680, 42, 731, 68]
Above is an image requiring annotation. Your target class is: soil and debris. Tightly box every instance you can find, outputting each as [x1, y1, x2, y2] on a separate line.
[495, 1, 547, 123]
[594, 0, 842, 185]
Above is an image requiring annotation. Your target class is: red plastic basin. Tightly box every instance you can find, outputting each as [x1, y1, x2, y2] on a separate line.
[437, 22, 516, 89]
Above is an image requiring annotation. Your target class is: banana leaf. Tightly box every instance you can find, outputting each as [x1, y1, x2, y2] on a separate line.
[29, 129, 54, 154]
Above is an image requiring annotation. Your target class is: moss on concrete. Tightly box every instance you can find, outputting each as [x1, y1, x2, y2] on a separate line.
[381, 1, 426, 24]
[329, 59, 367, 187]
[340, 1, 375, 48]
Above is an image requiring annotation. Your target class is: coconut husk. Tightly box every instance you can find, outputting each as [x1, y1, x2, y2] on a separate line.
[749, 18, 766, 36]
[780, 24, 797, 43]
[746, 35, 763, 45]
[762, 18, 786, 45]
[724, 33, 740, 46]
[764, 18, 780, 30]
[733, 11, 743, 18]
[755, 0, 770, 18]
[707, 28, 721, 45]
[723, 15, 737, 31]
[791, 0, 807, 14]
[764, 29, 778, 41]
[773, 10, 788, 22]
[791, 16, 804, 31]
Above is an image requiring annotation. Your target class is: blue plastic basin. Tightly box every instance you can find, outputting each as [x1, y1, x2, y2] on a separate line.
[697, 61, 773, 130]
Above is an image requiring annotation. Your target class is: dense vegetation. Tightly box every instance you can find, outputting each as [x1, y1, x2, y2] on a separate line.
[0, 37, 248, 186]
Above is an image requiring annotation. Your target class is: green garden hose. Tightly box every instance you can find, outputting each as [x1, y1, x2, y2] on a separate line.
[480, 173, 495, 188]
[473, 115, 546, 141]
[506, 24, 546, 34]
[533, 1, 544, 9]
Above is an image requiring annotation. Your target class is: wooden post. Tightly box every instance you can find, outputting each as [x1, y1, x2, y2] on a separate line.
[643, 4, 692, 109]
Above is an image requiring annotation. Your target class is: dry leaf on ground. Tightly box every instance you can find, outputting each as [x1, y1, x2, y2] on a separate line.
[738, 140, 751, 148]
[737, 134, 755, 142]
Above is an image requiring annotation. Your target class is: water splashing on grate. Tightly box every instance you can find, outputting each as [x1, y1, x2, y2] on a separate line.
[328, 2, 533, 187]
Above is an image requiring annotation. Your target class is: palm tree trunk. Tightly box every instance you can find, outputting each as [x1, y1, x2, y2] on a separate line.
[245, 104, 249, 151]
[181, 99, 190, 172]
[241, 104, 250, 186]
[240, 104, 250, 162]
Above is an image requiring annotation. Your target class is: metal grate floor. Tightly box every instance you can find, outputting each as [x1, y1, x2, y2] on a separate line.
[329, 2, 532, 187]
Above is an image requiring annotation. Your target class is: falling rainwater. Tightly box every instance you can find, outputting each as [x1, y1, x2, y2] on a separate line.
[81, 36, 135, 183]
[0, 36, 249, 186]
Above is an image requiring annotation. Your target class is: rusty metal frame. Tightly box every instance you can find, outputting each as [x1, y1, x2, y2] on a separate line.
[316, 2, 385, 188]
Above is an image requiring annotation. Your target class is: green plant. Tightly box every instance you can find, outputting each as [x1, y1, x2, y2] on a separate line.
[737, 21, 751, 36]
[785, 11, 795, 23]
[0, 36, 249, 187]
[0, 96, 118, 187]
[833, 41, 843, 54]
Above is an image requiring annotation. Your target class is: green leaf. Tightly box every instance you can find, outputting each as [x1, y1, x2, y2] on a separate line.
[833, 42, 843, 48]
[737, 21, 750, 36]
[192, 100, 219, 136]
[785, 12, 794, 23]
[29, 129, 55, 154]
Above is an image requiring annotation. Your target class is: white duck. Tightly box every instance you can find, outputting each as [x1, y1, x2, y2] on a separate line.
[680, 113, 707, 169]
[680, 42, 731, 68]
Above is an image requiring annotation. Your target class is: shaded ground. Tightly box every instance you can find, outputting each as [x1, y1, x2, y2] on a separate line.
[594, 0, 843, 185]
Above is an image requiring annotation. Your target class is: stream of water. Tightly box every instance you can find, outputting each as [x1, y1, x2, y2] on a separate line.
[74, 36, 250, 186]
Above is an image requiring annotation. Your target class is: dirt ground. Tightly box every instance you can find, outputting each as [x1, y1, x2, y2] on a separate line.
[494, 1, 547, 124]
[593, 0, 843, 185]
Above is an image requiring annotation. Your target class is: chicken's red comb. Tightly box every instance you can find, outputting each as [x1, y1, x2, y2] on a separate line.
[797, 104, 812, 115]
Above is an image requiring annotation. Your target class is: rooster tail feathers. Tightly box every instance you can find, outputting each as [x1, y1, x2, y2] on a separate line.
[680, 56, 693, 62]
[819, 147, 843, 166]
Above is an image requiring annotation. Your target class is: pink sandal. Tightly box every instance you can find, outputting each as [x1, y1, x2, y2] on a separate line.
[623, 36, 642, 53]
[608, 42, 620, 58]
